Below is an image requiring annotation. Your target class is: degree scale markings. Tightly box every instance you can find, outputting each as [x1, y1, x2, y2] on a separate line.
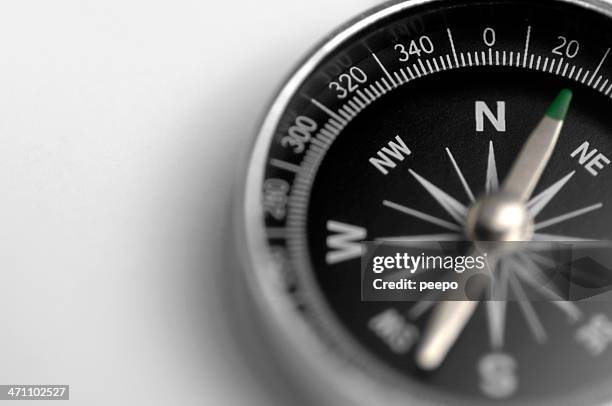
[277, 25, 612, 251]
[279, 26, 612, 187]
[589, 47, 611, 86]
[447, 28, 459, 67]
[372, 53, 399, 88]
[523, 26, 532, 67]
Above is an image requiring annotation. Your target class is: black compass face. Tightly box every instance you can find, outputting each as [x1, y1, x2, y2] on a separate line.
[308, 67, 612, 405]
[253, 0, 612, 405]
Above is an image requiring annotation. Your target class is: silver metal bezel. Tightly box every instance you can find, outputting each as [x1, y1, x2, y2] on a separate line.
[236, 1, 612, 405]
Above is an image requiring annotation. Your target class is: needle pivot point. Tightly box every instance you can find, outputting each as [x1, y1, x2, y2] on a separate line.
[465, 194, 533, 241]
[546, 88, 573, 121]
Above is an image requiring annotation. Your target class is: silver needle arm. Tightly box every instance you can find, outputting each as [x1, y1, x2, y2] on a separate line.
[502, 89, 573, 201]
[416, 252, 495, 371]
[416, 300, 478, 370]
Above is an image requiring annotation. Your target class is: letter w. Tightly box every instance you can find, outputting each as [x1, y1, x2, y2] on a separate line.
[326, 221, 367, 265]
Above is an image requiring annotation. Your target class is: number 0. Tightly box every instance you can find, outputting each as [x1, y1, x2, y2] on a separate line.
[483, 28, 496, 47]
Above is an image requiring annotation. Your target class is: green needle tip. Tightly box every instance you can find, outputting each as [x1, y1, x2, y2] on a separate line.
[546, 88, 573, 121]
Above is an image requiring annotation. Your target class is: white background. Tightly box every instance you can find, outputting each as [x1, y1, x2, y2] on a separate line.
[0, 0, 381, 405]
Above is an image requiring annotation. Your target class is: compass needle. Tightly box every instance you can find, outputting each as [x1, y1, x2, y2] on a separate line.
[417, 90, 573, 370]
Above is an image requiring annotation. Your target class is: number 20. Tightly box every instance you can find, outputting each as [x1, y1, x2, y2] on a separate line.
[552, 36, 580, 58]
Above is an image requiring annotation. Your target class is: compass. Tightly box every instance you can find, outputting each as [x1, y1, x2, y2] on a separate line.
[237, 0, 612, 405]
